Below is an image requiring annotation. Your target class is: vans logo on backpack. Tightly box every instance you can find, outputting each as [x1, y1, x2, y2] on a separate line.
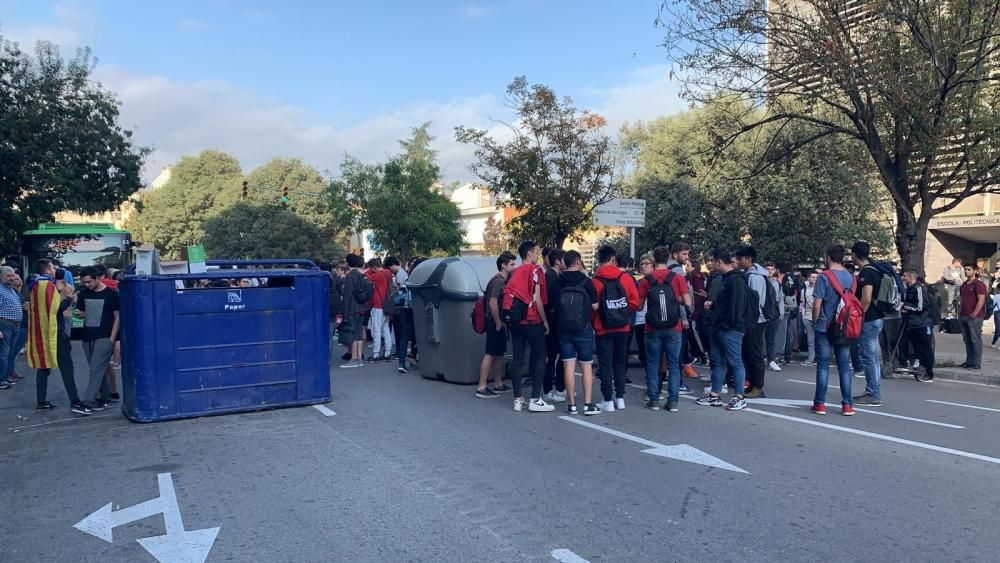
[604, 297, 628, 309]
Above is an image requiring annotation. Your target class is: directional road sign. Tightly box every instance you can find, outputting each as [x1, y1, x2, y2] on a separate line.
[593, 198, 646, 228]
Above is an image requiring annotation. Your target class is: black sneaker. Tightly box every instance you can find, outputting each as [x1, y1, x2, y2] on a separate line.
[853, 394, 882, 407]
[475, 387, 499, 399]
[566, 404, 579, 415]
[110, 393, 121, 401]
[36, 401, 56, 411]
[71, 403, 93, 415]
[342, 352, 352, 361]
[645, 400, 661, 411]
[583, 403, 601, 416]
[83, 400, 107, 411]
[397, 365, 408, 374]
[917, 375, 934, 383]
[666, 400, 679, 412]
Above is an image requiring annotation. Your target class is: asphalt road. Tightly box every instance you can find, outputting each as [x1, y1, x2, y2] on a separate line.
[2, 343, 1000, 562]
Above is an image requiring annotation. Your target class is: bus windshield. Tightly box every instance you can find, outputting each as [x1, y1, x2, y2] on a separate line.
[22, 233, 131, 276]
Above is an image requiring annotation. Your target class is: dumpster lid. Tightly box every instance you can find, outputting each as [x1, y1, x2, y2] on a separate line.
[407, 256, 504, 304]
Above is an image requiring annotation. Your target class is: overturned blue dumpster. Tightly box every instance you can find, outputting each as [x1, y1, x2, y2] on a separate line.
[119, 260, 331, 422]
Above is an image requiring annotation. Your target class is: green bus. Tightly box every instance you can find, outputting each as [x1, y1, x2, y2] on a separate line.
[21, 223, 133, 329]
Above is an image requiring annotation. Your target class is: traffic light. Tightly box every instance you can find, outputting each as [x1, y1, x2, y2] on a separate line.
[242, 181, 248, 199]
[281, 186, 289, 204]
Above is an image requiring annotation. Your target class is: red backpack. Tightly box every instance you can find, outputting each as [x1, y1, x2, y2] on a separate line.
[823, 270, 863, 345]
[471, 274, 504, 334]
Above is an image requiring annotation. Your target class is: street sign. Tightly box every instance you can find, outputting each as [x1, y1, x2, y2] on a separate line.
[593, 198, 646, 228]
[75, 473, 219, 563]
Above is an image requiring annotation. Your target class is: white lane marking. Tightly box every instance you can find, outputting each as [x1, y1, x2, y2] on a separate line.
[551, 548, 590, 563]
[8, 413, 119, 431]
[745, 397, 963, 428]
[745, 408, 1000, 466]
[313, 404, 337, 416]
[926, 399, 1000, 413]
[558, 416, 748, 474]
[789, 378, 838, 389]
[75, 473, 220, 562]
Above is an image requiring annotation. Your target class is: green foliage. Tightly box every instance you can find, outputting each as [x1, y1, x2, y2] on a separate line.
[0, 37, 147, 257]
[329, 127, 465, 262]
[399, 122, 439, 166]
[624, 102, 892, 264]
[456, 77, 623, 249]
[202, 201, 341, 261]
[129, 150, 243, 259]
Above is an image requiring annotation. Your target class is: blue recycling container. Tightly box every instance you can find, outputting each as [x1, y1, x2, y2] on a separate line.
[119, 261, 331, 422]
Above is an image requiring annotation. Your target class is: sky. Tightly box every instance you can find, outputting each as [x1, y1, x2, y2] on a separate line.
[0, 0, 689, 184]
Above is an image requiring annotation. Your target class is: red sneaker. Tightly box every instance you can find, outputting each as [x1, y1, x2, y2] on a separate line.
[683, 365, 698, 379]
[810, 403, 826, 415]
[841, 404, 855, 416]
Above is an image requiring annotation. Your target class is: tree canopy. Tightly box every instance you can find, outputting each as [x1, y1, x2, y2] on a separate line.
[659, 0, 1000, 272]
[1, 37, 147, 257]
[623, 102, 892, 264]
[202, 201, 341, 261]
[456, 77, 623, 249]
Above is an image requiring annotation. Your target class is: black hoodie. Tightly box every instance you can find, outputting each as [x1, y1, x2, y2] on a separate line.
[714, 268, 750, 333]
[554, 270, 599, 330]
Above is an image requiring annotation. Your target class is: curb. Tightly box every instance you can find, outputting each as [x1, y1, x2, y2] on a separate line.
[931, 367, 1000, 387]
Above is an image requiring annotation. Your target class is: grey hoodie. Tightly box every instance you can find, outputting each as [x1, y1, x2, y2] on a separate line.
[745, 263, 769, 324]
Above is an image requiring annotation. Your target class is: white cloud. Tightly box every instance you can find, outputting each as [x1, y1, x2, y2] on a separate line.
[459, 5, 492, 19]
[95, 63, 688, 186]
[1, 2, 98, 52]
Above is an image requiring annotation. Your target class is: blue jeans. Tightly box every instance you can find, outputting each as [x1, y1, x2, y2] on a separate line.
[710, 328, 745, 395]
[644, 329, 682, 401]
[860, 319, 883, 399]
[0, 324, 14, 381]
[8, 326, 26, 378]
[814, 329, 852, 405]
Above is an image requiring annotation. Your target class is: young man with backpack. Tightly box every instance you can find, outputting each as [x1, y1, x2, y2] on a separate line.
[543, 249, 567, 403]
[340, 254, 374, 369]
[696, 249, 749, 411]
[850, 241, 888, 406]
[734, 246, 771, 398]
[764, 262, 786, 373]
[666, 242, 699, 383]
[475, 252, 516, 398]
[810, 244, 858, 416]
[365, 258, 395, 362]
[384, 257, 412, 373]
[503, 241, 554, 412]
[592, 245, 640, 413]
[554, 250, 600, 415]
[638, 246, 691, 412]
[901, 271, 935, 382]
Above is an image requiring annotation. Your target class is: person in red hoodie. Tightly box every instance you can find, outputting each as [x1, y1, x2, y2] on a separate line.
[591, 245, 640, 412]
[505, 240, 554, 413]
[365, 258, 395, 362]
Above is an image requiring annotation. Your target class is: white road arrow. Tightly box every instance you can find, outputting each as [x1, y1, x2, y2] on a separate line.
[74, 473, 219, 563]
[559, 416, 748, 474]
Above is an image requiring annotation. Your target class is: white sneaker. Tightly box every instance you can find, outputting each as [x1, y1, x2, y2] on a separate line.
[339, 361, 362, 369]
[528, 398, 555, 412]
[513, 397, 526, 412]
[550, 390, 568, 403]
[601, 400, 615, 413]
[615, 398, 625, 410]
[768, 361, 782, 372]
[706, 384, 729, 394]
[542, 391, 554, 402]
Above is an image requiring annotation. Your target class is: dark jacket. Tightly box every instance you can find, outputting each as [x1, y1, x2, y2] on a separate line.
[554, 270, 598, 331]
[902, 282, 930, 330]
[329, 274, 345, 319]
[714, 269, 749, 333]
[704, 273, 724, 327]
[343, 270, 368, 317]
[545, 267, 560, 321]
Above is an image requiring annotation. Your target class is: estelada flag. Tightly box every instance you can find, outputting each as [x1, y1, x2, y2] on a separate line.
[27, 278, 61, 369]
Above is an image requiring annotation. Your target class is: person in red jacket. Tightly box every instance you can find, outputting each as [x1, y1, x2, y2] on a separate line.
[506, 240, 554, 413]
[365, 258, 395, 362]
[591, 245, 640, 412]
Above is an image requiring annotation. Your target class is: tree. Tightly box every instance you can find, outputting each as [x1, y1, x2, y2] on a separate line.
[202, 202, 341, 261]
[129, 150, 243, 258]
[399, 122, 439, 166]
[482, 216, 510, 255]
[623, 103, 891, 263]
[329, 127, 465, 262]
[456, 77, 623, 249]
[0, 37, 147, 257]
[244, 157, 351, 251]
[659, 0, 1000, 272]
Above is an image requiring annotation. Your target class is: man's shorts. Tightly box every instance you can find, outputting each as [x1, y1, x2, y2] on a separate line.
[347, 313, 366, 343]
[485, 320, 507, 357]
[559, 327, 595, 363]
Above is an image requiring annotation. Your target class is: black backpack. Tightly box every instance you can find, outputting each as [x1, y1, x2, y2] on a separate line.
[597, 273, 631, 329]
[645, 272, 681, 329]
[743, 278, 761, 330]
[353, 272, 374, 304]
[558, 279, 592, 333]
[746, 272, 779, 322]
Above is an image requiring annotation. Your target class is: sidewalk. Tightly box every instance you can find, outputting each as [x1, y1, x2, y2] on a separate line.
[927, 330, 1000, 387]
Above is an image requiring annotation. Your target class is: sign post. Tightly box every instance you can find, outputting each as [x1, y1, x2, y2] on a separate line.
[593, 198, 646, 259]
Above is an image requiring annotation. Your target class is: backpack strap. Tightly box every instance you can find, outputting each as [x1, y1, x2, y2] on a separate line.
[823, 270, 856, 297]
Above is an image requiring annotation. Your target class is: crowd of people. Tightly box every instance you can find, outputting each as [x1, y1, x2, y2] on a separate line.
[0, 261, 122, 415]
[463, 239, 996, 416]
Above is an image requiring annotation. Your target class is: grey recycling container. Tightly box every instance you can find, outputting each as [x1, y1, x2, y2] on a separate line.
[408, 256, 505, 384]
